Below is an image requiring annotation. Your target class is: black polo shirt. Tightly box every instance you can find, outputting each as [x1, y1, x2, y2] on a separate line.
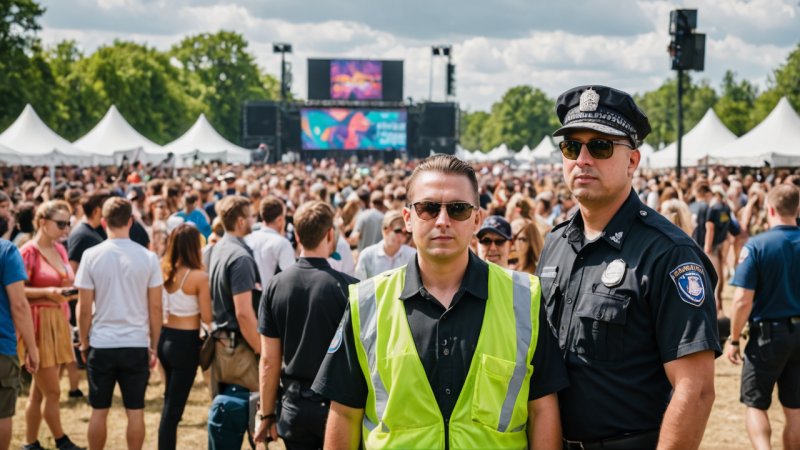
[537, 190, 721, 442]
[258, 257, 358, 386]
[67, 222, 106, 263]
[312, 251, 568, 421]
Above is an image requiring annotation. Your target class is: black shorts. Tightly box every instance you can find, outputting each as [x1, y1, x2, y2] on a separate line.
[0, 354, 20, 419]
[87, 347, 150, 410]
[741, 322, 800, 410]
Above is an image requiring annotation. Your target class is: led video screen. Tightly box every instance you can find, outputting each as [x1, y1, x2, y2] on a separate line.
[331, 60, 382, 100]
[301, 108, 407, 151]
[307, 59, 403, 101]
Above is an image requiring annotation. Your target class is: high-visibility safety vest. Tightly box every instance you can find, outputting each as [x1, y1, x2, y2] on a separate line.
[350, 263, 541, 449]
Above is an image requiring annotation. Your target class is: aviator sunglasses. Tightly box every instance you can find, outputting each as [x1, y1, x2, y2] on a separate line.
[558, 139, 634, 160]
[408, 201, 476, 221]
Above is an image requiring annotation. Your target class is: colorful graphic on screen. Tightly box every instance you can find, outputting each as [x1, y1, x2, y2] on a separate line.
[301, 108, 407, 151]
[330, 60, 382, 100]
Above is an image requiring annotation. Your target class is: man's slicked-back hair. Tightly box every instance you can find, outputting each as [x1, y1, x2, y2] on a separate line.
[406, 154, 479, 205]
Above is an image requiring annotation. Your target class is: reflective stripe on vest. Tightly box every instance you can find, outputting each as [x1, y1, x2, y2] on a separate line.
[355, 266, 535, 435]
[500, 270, 532, 432]
[357, 276, 389, 433]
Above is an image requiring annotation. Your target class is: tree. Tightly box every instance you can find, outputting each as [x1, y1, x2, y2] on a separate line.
[714, 70, 758, 136]
[480, 85, 558, 151]
[750, 43, 800, 126]
[635, 73, 717, 147]
[0, 0, 47, 129]
[169, 31, 279, 144]
[459, 110, 489, 151]
[72, 40, 202, 144]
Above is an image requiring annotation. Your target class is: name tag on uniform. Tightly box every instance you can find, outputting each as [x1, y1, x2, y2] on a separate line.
[540, 266, 558, 278]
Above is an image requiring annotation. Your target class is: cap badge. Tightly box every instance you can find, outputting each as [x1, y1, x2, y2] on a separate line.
[579, 88, 600, 112]
[601, 259, 626, 288]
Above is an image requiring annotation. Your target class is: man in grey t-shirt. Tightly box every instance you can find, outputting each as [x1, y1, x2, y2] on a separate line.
[348, 191, 385, 251]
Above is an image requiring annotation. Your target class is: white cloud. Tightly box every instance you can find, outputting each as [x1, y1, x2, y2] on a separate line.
[37, 0, 799, 111]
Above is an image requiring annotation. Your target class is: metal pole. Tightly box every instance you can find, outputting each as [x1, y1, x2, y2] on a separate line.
[277, 51, 285, 163]
[429, 50, 434, 101]
[676, 69, 683, 181]
[280, 51, 286, 102]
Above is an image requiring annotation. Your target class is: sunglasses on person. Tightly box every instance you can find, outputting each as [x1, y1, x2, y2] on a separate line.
[408, 201, 476, 221]
[47, 218, 70, 230]
[392, 228, 407, 235]
[478, 237, 508, 247]
[558, 139, 635, 160]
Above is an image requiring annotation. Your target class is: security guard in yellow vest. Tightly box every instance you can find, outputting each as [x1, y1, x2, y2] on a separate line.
[312, 155, 568, 449]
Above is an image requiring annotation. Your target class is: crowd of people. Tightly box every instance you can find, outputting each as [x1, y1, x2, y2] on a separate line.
[0, 89, 799, 449]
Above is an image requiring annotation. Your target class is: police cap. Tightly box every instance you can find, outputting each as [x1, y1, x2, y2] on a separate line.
[553, 85, 651, 147]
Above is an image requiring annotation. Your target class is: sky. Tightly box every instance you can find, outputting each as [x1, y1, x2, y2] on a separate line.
[38, 0, 799, 112]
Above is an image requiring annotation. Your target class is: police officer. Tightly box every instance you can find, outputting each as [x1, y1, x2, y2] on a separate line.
[726, 183, 800, 450]
[254, 200, 358, 449]
[312, 154, 568, 449]
[538, 86, 720, 449]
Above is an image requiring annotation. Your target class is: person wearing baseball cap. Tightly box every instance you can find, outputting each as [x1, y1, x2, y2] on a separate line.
[476, 215, 512, 268]
[539, 85, 720, 449]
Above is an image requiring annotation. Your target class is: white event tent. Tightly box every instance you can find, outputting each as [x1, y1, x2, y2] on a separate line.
[74, 105, 165, 165]
[707, 97, 800, 167]
[162, 114, 251, 165]
[649, 109, 737, 169]
[514, 144, 533, 162]
[0, 104, 93, 166]
[530, 136, 559, 164]
[485, 143, 514, 161]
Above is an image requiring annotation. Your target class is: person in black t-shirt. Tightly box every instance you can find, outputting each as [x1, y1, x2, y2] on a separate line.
[254, 200, 357, 449]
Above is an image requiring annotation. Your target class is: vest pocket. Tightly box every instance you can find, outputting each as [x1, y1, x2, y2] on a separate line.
[471, 354, 531, 432]
[573, 292, 629, 361]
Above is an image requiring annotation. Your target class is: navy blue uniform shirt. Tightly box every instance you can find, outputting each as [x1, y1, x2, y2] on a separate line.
[537, 190, 721, 441]
[730, 225, 800, 322]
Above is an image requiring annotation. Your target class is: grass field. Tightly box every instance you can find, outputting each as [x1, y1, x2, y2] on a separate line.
[8, 290, 788, 449]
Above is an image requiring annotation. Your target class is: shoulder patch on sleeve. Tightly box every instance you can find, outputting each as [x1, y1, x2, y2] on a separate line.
[327, 324, 344, 353]
[738, 247, 750, 264]
[669, 263, 706, 307]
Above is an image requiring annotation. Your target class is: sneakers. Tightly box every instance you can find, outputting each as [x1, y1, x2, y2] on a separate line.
[67, 389, 84, 399]
[22, 441, 46, 450]
[22, 436, 85, 450]
[55, 435, 85, 450]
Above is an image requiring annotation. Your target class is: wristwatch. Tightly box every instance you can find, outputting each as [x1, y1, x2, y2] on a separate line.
[727, 337, 740, 346]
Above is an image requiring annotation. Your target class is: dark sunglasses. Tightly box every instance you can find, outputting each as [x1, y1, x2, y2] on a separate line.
[392, 228, 407, 235]
[408, 201, 476, 221]
[47, 218, 70, 230]
[478, 237, 508, 247]
[395, 194, 407, 201]
[558, 139, 634, 160]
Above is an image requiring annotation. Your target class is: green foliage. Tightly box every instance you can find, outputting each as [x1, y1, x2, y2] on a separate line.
[459, 110, 489, 151]
[0, 0, 47, 129]
[475, 86, 558, 151]
[714, 70, 758, 136]
[634, 73, 717, 148]
[169, 31, 279, 144]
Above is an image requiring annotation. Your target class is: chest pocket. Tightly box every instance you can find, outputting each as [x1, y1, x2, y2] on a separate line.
[573, 292, 630, 361]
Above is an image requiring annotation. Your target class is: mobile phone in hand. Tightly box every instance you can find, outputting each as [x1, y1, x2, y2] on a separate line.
[61, 288, 79, 297]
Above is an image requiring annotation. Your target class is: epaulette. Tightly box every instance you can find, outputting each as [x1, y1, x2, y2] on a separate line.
[636, 204, 695, 245]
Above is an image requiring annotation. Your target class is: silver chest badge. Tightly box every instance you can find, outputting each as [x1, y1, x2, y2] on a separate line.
[601, 259, 626, 288]
[579, 88, 600, 112]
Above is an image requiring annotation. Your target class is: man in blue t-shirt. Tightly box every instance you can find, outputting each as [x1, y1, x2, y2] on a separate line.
[0, 240, 39, 450]
[727, 184, 800, 450]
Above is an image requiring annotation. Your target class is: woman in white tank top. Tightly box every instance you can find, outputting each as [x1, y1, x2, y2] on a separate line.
[156, 224, 212, 450]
